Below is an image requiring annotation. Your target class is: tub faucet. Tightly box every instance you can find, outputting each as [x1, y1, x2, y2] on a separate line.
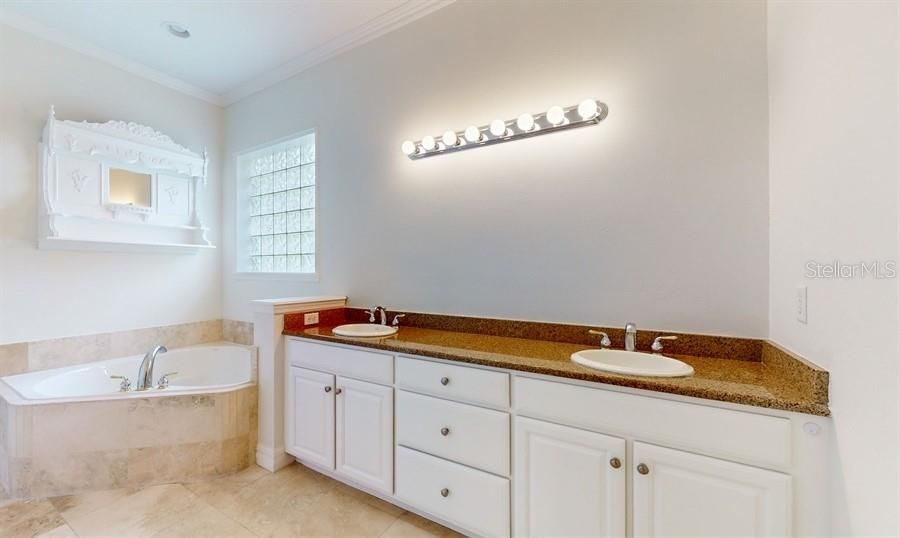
[624, 322, 637, 352]
[136, 345, 167, 391]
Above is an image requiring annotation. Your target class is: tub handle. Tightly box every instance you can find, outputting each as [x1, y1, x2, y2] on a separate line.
[110, 374, 132, 392]
[157, 371, 178, 390]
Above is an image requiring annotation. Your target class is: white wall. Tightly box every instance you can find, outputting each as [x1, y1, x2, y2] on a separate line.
[224, 0, 770, 336]
[0, 26, 224, 344]
[768, 2, 900, 536]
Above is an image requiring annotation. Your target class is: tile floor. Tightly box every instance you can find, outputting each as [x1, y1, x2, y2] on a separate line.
[0, 463, 463, 538]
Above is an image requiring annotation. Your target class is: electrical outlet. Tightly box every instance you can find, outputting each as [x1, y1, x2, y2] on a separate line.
[796, 286, 808, 324]
[304, 312, 319, 325]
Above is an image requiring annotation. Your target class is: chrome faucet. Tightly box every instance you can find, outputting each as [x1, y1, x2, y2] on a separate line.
[624, 322, 637, 352]
[365, 306, 388, 325]
[136, 345, 167, 391]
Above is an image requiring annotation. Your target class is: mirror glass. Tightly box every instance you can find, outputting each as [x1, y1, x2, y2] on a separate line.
[108, 169, 152, 207]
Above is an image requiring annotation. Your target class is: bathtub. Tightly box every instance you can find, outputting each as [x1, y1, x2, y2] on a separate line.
[0, 343, 258, 498]
[1, 343, 253, 402]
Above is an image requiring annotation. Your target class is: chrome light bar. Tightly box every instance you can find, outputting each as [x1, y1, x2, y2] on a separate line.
[401, 99, 608, 160]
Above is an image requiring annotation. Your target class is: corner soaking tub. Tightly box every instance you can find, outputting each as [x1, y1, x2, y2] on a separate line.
[0, 343, 258, 499]
[1, 343, 254, 401]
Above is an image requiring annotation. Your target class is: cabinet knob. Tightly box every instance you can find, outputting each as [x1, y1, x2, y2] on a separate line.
[440, 377, 450, 386]
[335, 388, 343, 395]
[440, 427, 450, 436]
[609, 457, 621, 469]
[324, 386, 332, 393]
[637, 463, 650, 475]
[440, 488, 450, 497]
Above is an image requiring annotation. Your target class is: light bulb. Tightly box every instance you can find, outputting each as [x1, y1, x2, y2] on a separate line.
[516, 113, 535, 131]
[489, 119, 507, 137]
[421, 135, 437, 151]
[401, 140, 417, 155]
[577, 99, 598, 120]
[442, 130, 459, 147]
[464, 125, 482, 143]
[546, 106, 565, 125]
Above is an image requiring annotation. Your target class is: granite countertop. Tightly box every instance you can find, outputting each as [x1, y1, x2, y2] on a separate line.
[284, 323, 830, 416]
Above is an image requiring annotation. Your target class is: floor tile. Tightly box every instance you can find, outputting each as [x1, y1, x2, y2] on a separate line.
[150, 501, 254, 538]
[0, 499, 66, 538]
[267, 486, 399, 537]
[50, 486, 138, 520]
[61, 483, 202, 537]
[381, 512, 466, 537]
[35, 522, 78, 538]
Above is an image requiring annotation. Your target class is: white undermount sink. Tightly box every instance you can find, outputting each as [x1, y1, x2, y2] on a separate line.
[332, 323, 398, 338]
[571, 349, 694, 378]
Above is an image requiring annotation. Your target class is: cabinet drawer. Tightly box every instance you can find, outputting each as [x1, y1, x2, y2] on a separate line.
[515, 377, 792, 469]
[397, 391, 510, 476]
[397, 447, 510, 538]
[397, 356, 509, 408]
[286, 338, 393, 385]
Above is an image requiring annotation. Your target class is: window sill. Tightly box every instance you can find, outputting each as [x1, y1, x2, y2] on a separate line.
[233, 272, 319, 282]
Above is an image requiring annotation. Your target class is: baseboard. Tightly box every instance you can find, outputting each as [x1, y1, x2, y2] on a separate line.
[255, 445, 294, 472]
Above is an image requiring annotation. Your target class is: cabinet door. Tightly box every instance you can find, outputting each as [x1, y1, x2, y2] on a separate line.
[335, 376, 394, 494]
[285, 366, 335, 469]
[515, 417, 626, 538]
[633, 442, 791, 537]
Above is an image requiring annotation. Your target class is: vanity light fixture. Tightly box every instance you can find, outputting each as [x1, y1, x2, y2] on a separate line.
[403, 99, 608, 159]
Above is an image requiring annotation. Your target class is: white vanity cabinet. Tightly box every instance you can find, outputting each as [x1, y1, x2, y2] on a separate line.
[283, 337, 827, 538]
[284, 338, 394, 495]
[514, 417, 626, 538]
[631, 442, 790, 537]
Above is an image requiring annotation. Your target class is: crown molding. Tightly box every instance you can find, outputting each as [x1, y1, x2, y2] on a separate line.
[0, 9, 225, 106]
[221, 0, 455, 106]
[1, 0, 453, 109]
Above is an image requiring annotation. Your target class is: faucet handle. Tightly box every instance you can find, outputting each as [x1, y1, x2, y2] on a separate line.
[651, 335, 678, 353]
[157, 371, 178, 389]
[588, 330, 612, 348]
[364, 307, 377, 323]
[392, 314, 406, 327]
[110, 374, 132, 392]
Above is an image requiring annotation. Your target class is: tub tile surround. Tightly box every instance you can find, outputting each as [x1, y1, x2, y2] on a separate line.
[0, 319, 255, 377]
[284, 307, 830, 415]
[0, 386, 258, 499]
[0, 464, 460, 538]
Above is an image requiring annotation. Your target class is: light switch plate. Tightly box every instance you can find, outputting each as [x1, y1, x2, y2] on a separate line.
[304, 312, 319, 325]
[796, 286, 808, 324]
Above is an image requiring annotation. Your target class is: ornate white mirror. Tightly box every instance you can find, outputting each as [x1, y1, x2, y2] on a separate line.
[38, 106, 213, 253]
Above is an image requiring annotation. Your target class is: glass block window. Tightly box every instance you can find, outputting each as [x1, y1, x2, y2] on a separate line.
[237, 132, 315, 274]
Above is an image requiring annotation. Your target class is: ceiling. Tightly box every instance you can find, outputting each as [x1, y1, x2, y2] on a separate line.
[0, 0, 450, 106]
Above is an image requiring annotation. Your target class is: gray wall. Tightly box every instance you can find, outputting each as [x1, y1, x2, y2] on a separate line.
[224, 0, 769, 337]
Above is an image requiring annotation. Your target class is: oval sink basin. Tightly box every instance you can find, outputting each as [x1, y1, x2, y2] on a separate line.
[571, 349, 694, 378]
[332, 324, 398, 338]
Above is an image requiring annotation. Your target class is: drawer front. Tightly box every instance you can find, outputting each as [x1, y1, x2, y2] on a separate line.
[397, 447, 510, 538]
[286, 338, 393, 385]
[397, 356, 509, 408]
[515, 377, 792, 469]
[397, 391, 510, 476]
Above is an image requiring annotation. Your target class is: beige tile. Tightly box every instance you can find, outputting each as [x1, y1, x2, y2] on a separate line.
[0, 499, 66, 538]
[190, 464, 334, 536]
[267, 485, 399, 537]
[31, 400, 131, 458]
[50, 486, 138, 520]
[332, 481, 406, 517]
[34, 522, 78, 538]
[127, 441, 221, 486]
[150, 500, 254, 538]
[108, 326, 166, 359]
[62, 483, 202, 538]
[381, 512, 465, 538]
[223, 320, 254, 346]
[30, 449, 128, 498]
[27, 333, 112, 372]
[0, 343, 28, 377]
[128, 395, 220, 448]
